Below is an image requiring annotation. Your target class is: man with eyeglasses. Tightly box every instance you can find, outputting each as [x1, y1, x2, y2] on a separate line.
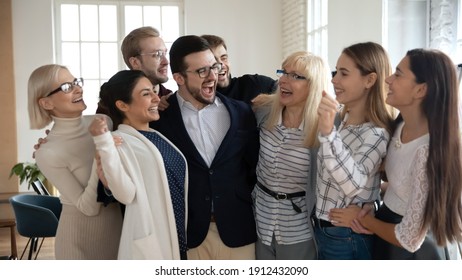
[201, 34, 277, 104]
[95, 27, 171, 116]
[120, 26, 172, 97]
[150, 35, 259, 260]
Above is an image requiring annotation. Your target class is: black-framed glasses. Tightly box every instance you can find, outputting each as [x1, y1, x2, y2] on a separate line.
[185, 63, 223, 78]
[276, 69, 306, 80]
[47, 78, 84, 97]
[137, 50, 168, 61]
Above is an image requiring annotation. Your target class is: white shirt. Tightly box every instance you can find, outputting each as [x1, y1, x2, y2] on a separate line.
[176, 94, 230, 167]
[384, 121, 430, 252]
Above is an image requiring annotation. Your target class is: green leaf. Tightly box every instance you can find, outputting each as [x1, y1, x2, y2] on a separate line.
[9, 161, 46, 190]
[9, 163, 24, 178]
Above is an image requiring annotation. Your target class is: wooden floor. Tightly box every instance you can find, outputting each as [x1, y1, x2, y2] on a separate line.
[0, 225, 55, 260]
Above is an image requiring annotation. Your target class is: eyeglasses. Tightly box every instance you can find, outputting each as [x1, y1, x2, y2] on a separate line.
[137, 50, 168, 61]
[185, 63, 223, 78]
[276, 69, 306, 80]
[47, 78, 84, 97]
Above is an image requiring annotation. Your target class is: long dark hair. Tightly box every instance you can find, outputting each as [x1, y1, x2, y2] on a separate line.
[99, 70, 147, 128]
[407, 48, 462, 245]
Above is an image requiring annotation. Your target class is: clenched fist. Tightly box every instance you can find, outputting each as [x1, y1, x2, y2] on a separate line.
[317, 91, 340, 136]
[89, 116, 109, 136]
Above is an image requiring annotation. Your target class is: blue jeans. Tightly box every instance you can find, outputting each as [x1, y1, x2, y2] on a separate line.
[314, 225, 373, 260]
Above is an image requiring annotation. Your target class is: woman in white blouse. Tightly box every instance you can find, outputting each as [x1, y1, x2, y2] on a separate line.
[314, 42, 395, 259]
[331, 49, 462, 259]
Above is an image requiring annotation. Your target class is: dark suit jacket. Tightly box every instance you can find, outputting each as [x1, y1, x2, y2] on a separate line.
[217, 74, 277, 104]
[150, 92, 259, 248]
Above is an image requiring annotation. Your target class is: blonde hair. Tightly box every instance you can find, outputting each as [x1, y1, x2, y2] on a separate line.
[265, 51, 330, 148]
[121, 26, 160, 69]
[28, 64, 67, 129]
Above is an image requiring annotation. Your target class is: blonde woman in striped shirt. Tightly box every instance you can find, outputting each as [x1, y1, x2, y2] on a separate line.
[252, 51, 330, 259]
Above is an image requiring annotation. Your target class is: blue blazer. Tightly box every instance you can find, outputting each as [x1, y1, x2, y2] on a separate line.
[150, 92, 259, 248]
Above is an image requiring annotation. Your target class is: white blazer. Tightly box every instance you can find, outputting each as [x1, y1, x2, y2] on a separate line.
[93, 124, 188, 260]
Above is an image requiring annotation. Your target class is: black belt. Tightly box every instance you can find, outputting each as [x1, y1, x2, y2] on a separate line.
[312, 217, 335, 228]
[256, 181, 305, 213]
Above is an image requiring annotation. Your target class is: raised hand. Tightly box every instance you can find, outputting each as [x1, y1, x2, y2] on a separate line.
[158, 93, 172, 111]
[89, 116, 109, 136]
[317, 91, 339, 136]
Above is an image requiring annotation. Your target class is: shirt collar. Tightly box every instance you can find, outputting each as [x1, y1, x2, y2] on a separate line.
[277, 111, 304, 130]
[176, 91, 223, 111]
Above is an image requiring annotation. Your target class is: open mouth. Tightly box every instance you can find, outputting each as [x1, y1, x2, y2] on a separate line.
[148, 106, 158, 113]
[72, 97, 84, 103]
[158, 68, 168, 76]
[217, 70, 227, 81]
[202, 82, 216, 98]
[334, 88, 344, 95]
[280, 88, 292, 96]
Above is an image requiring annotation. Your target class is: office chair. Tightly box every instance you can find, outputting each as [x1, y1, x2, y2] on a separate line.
[9, 194, 61, 260]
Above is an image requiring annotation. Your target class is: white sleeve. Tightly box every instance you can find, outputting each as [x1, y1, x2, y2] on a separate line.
[395, 145, 429, 252]
[92, 131, 137, 205]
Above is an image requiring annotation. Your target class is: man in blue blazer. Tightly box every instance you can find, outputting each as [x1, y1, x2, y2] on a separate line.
[150, 35, 259, 260]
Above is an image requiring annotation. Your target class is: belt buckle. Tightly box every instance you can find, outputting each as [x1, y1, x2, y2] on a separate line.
[276, 193, 287, 200]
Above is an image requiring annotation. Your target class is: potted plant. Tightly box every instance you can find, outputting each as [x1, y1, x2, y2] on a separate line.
[9, 162, 55, 195]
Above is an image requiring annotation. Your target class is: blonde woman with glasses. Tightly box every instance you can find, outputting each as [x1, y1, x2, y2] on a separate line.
[28, 64, 122, 259]
[252, 51, 331, 259]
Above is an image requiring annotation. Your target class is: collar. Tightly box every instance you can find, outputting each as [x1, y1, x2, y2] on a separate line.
[277, 110, 304, 130]
[176, 91, 223, 111]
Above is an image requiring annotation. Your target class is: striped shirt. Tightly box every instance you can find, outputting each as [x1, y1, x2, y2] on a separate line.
[315, 113, 390, 221]
[253, 116, 312, 245]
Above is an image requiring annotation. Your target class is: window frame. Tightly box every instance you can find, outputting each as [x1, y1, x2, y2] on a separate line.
[306, 0, 328, 61]
[53, 0, 184, 113]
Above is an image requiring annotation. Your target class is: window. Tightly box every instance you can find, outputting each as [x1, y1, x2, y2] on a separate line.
[54, 0, 183, 114]
[457, 0, 462, 64]
[306, 0, 328, 61]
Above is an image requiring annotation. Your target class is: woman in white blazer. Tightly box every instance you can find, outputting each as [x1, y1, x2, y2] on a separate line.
[89, 70, 188, 260]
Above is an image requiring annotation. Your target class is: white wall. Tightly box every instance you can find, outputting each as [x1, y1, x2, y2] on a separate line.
[328, 0, 428, 69]
[11, 0, 282, 191]
[328, 0, 385, 69]
[13, 0, 55, 192]
[184, 0, 282, 78]
[387, 0, 428, 68]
